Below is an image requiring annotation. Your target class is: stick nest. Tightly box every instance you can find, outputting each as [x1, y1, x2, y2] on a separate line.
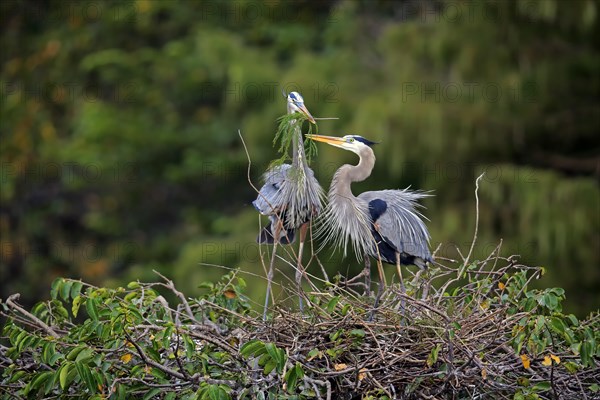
[1, 250, 599, 399]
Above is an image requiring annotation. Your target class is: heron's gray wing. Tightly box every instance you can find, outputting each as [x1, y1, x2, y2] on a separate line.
[358, 189, 433, 266]
[252, 164, 292, 215]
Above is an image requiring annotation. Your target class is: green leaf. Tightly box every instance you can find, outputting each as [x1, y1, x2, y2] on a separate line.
[126, 305, 143, 322]
[165, 393, 176, 400]
[183, 334, 195, 359]
[514, 392, 525, 400]
[264, 343, 286, 373]
[263, 359, 277, 375]
[54, 303, 70, 319]
[124, 292, 138, 302]
[146, 346, 161, 363]
[18, 335, 38, 353]
[307, 348, 319, 359]
[532, 381, 551, 392]
[563, 361, 579, 374]
[131, 365, 145, 377]
[566, 314, 579, 327]
[237, 276, 246, 288]
[240, 340, 265, 358]
[523, 297, 537, 312]
[51, 278, 64, 300]
[341, 303, 351, 315]
[143, 388, 161, 400]
[14, 330, 28, 348]
[24, 371, 53, 396]
[66, 344, 87, 361]
[163, 325, 174, 348]
[59, 362, 73, 390]
[590, 384, 599, 393]
[285, 362, 304, 393]
[127, 281, 141, 289]
[150, 366, 167, 381]
[8, 370, 27, 383]
[198, 282, 214, 290]
[534, 316, 545, 333]
[257, 353, 269, 367]
[49, 351, 64, 365]
[60, 280, 74, 302]
[548, 317, 566, 335]
[72, 296, 82, 317]
[75, 347, 94, 363]
[581, 340, 593, 366]
[265, 343, 279, 362]
[326, 296, 340, 313]
[75, 362, 96, 392]
[43, 371, 58, 394]
[70, 281, 83, 299]
[86, 297, 99, 321]
[350, 329, 366, 338]
[540, 293, 558, 311]
[207, 385, 230, 400]
[31, 302, 47, 318]
[42, 341, 56, 364]
[329, 330, 342, 341]
[427, 344, 442, 367]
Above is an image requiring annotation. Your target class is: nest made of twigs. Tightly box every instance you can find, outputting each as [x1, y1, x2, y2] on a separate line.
[3, 248, 598, 400]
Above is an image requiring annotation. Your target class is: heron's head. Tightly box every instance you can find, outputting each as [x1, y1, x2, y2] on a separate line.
[306, 134, 377, 155]
[286, 91, 315, 124]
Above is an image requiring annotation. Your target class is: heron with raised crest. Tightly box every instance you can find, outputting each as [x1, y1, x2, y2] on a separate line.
[307, 134, 432, 311]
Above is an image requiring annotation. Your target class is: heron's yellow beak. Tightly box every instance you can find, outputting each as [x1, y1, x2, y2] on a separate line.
[306, 134, 345, 146]
[296, 103, 316, 124]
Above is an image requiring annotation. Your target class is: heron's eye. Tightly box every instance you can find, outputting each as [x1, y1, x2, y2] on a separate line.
[347, 137, 355, 143]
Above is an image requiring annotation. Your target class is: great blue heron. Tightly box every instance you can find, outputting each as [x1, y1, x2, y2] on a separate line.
[253, 92, 323, 319]
[307, 134, 432, 307]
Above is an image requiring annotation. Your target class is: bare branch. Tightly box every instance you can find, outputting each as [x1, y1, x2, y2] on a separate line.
[5, 294, 59, 338]
[464, 172, 485, 267]
[153, 270, 196, 322]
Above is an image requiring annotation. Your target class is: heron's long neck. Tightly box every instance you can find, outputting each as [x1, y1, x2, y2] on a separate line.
[323, 148, 376, 260]
[331, 149, 375, 200]
[291, 124, 304, 166]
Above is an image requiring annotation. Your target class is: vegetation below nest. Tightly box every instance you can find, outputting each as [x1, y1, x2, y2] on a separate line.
[1, 249, 599, 399]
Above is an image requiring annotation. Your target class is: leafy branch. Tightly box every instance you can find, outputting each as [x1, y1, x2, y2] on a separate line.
[1, 256, 598, 399]
[271, 112, 319, 168]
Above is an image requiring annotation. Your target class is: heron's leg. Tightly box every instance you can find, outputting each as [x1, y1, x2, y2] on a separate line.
[263, 223, 281, 321]
[395, 252, 406, 294]
[396, 252, 407, 318]
[296, 223, 309, 312]
[363, 257, 371, 296]
[368, 258, 385, 321]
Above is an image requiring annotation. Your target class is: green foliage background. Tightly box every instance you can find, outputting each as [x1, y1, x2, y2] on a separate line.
[1, 0, 599, 316]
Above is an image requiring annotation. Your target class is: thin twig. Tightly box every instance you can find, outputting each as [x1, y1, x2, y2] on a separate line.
[5, 294, 59, 338]
[464, 172, 485, 267]
[124, 329, 187, 381]
[153, 270, 196, 322]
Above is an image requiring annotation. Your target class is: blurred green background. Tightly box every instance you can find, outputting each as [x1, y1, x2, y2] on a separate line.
[1, 0, 598, 317]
